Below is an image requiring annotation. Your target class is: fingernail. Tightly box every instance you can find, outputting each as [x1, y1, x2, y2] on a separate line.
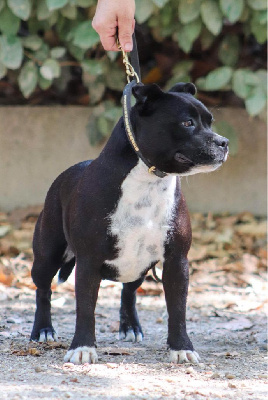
[124, 43, 132, 52]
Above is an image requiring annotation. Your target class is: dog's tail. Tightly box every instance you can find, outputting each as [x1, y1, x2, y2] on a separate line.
[58, 257, 76, 284]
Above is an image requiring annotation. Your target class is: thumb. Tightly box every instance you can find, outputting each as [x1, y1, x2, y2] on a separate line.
[118, 16, 135, 52]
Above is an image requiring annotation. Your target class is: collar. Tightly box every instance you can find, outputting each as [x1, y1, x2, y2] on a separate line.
[122, 79, 167, 179]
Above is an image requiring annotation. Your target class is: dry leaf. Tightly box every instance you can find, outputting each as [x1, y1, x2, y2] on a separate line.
[218, 317, 253, 331]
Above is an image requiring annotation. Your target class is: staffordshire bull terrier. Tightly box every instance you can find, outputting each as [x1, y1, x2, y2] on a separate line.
[30, 82, 229, 364]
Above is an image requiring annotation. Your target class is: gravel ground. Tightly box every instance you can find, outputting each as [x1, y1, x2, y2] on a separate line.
[0, 275, 267, 400]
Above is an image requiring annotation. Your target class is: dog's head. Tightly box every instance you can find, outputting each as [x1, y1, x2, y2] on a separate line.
[132, 82, 229, 176]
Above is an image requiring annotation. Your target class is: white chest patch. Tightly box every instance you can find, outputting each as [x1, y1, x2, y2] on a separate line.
[105, 161, 177, 283]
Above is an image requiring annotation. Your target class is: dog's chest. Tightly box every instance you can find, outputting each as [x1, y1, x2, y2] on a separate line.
[105, 161, 177, 283]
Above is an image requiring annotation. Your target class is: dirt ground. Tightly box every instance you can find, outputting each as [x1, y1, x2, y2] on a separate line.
[0, 209, 267, 400]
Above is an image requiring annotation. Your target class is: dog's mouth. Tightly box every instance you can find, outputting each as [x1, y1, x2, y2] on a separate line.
[174, 152, 195, 166]
[174, 148, 229, 167]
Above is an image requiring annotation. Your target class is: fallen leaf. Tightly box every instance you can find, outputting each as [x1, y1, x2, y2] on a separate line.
[104, 348, 132, 356]
[218, 316, 253, 331]
[0, 264, 15, 286]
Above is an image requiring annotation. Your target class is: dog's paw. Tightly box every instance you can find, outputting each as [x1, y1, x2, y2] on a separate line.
[119, 329, 143, 343]
[64, 346, 98, 365]
[170, 350, 201, 364]
[31, 327, 58, 343]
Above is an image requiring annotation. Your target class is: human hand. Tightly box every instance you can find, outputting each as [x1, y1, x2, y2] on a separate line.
[92, 0, 135, 52]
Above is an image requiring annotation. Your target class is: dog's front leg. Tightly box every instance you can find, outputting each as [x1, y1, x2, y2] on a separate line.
[162, 256, 200, 364]
[64, 259, 101, 365]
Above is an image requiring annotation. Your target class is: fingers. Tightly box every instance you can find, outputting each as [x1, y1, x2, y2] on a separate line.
[118, 16, 135, 52]
[92, 18, 118, 51]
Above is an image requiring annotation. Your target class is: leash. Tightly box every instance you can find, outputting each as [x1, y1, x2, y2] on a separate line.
[117, 33, 165, 284]
[117, 33, 167, 179]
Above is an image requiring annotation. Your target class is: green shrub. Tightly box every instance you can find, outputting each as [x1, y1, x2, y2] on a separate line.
[0, 0, 266, 144]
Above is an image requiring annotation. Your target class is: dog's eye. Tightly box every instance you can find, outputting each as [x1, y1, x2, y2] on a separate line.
[182, 120, 193, 127]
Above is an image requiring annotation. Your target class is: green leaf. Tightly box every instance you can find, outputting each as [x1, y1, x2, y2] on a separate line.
[201, 0, 223, 35]
[37, 0, 51, 20]
[0, 60, 6, 78]
[173, 60, 194, 76]
[166, 60, 194, 88]
[82, 59, 104, 77]
[47, 10, 58, 26]
[245, 86, 266, 116]
[7, 0, 31, 20]
[196, 67, 233, 91]
[135, 0, 155, 24]
[220, 0, 244, 23]
[38, 72, 52, 90]
[256, 69, 267, 96]
[213, 121, 238, 156]
[175, 19, 202, 53]
[67, 42, 85, 61]
[88, 79, 105, 104]
[152, 0, 169, 7]
[232, 69, 259, 99]
[61, 4, 77, 19]
[18, 61, 38, 98]
[107, 51, 118, 62]
[46, 0, 68, 11]
[50, 46, 66, 58]
[72, 21, 99, 49]
[200, 28, 215, 50]
[0, 35, 23, 69]
[178, 0, 201, 24]
[40, 58, 60, 79]
[97, 106, 122, 137]
[0, 0, 4, 13]
[22, 35, 43, 51]
[218, 35, 240, 67]
[247, 0, 267, 10]
[34, 42, 50, 62]
[105, 63, 125, 91]
[250, 11, 267, 43]
[0, 7, 20, 35]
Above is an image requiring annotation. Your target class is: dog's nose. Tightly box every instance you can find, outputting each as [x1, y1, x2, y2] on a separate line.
[214, 135, 229, 149]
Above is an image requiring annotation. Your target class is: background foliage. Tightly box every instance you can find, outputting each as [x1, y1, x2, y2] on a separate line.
[0, 0, 266, 145]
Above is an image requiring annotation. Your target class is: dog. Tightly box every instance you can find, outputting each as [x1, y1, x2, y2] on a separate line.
[30, 82, 229, 364]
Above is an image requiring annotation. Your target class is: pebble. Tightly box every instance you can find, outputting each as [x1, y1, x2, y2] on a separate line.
[64, 393, 72, 398]
[210, 373, 220, 379]
[106, 363, 118, 369]
[260, 343, 268, 351]
[208, 364, 216, 369]
[100, 326, 106, 333]
[258, 374, 268, 379]
[186, 367, 194, 374]
[228, 382, 237, 388]
[6, 318, 16, 324]
[34, 366, 42, 373]
[156, 317, 163, 323]
[225, 373, 236, 379]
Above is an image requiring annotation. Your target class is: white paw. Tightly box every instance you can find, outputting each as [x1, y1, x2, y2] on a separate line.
[38, 330, 58, 343]
[170, 350, 201, 364]
[64, 346, 98, 365]
[119, 330, 143, 343]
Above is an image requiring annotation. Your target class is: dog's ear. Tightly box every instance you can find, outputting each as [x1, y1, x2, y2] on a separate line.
[132, 83, 164, 104]
[169, 82, 197, 96]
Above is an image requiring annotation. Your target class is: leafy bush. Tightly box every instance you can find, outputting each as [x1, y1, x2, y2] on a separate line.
[0, 0, 266, 144]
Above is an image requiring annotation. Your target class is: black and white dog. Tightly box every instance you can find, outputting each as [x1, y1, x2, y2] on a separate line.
[31, 82, 229, 364]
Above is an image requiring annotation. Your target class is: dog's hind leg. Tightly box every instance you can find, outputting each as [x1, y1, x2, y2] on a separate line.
[30, 208, 69, 343]
[119, 277, 144, 342]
